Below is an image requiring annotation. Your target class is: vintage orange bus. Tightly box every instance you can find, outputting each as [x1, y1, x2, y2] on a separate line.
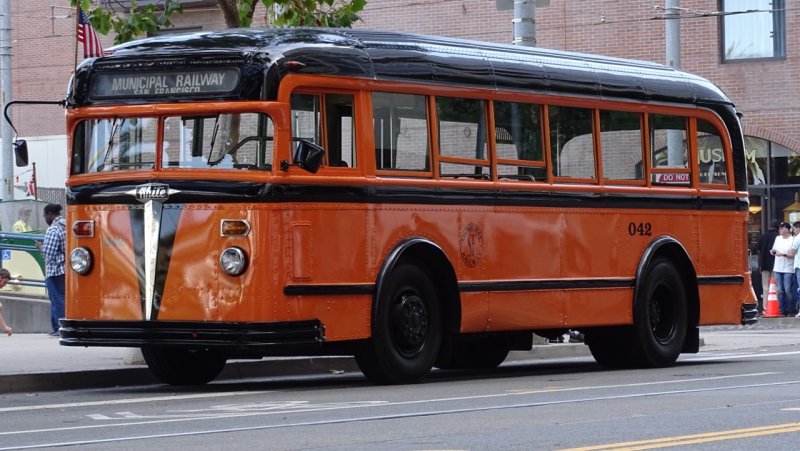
[35, 28, 756, 385]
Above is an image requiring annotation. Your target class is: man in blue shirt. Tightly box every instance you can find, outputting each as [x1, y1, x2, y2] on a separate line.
[36, 204, 65, 336]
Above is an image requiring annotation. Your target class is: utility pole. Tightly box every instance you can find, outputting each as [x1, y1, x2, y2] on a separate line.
[495, 0, 547, 47]
[513, 0, 536, 47]
[664, 0, 683, 167]
[0, 0, 12, 201]
[665, 0, 681, 69]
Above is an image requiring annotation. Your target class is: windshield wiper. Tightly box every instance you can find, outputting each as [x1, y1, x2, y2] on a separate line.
[206, 116, 221, 166]
[98, 118, 122, 171]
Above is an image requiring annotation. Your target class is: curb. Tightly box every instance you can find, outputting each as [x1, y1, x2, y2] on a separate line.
[0, 344, 592, 394]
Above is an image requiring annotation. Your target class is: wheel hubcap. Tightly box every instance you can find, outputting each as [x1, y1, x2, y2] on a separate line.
[650, 284, 675, 343]
[392, 293, 428, 357]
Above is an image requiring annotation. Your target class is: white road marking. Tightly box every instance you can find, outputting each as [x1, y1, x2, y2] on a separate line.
[0, 372, 782, 439]
[4, 378, 800, 450]
[683, 350, 800, 361]
[0, 390, 272, 413]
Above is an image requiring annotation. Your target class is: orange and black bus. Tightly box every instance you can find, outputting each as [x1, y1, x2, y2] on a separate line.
[40, 28, 756, 385]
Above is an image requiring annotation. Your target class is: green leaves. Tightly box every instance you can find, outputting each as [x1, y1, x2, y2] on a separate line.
[70, 0, 366, 45]
[70, 0, 185, 45]
[262, 0, 365, 27]
[238, 0, 256, 28]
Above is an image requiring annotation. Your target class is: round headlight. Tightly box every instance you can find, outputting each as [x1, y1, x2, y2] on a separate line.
[220, 247, 247, 276]
[70, 247, 93, 275]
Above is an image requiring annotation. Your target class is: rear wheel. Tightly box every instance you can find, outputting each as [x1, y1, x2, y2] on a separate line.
[587, 259, 688, 369]
[629, 258, 687, 367]
[355, 263, 441, 384]
[142, 347, 228, 385]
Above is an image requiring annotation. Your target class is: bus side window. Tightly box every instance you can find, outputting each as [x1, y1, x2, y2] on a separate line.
[600, 110, 644, 183]
[291, 93, 321, 146]
[650, 114, 689, 186]
[290, 93, 356, 168]
[549, 105, 595, 180]
[436, 96, 490, 179]
[494, 100, 545, 181]
[697, 119, 728, 185]
[373, 92, 430, 173]
[325, 94, 355, 168]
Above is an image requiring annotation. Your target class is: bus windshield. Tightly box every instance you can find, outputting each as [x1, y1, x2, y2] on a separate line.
[71, 112, 275, 174]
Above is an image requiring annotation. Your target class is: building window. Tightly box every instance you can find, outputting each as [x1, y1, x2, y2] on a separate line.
[769, 141, 800, 185]
[721, 0, 785, 61]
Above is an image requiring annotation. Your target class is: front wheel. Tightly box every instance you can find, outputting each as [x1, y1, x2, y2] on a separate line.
[142, 347, 228, 385]
[629, 258, 688, 367]
[355, 263, 441, 384]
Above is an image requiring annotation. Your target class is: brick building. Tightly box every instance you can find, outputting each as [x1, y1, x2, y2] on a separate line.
[6, 0, 796, 250]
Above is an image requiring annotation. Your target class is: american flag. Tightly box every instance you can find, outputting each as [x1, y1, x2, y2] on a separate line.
[77, 7, 105, 58]
[26, 179, 36, 198]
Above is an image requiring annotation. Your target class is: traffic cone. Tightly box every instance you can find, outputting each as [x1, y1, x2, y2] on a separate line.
[763, 277, 781, 318]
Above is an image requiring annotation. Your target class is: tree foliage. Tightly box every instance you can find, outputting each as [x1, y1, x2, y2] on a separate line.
[71, 0, 366, 45]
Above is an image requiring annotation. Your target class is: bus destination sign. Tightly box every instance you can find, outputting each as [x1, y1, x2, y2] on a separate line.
[90, 68, 240, 99]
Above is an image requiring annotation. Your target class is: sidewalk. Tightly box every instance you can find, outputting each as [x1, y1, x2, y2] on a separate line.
[0, 318, 797, 393]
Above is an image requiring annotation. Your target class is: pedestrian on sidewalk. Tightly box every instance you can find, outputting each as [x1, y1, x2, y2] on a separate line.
[35, 204, 65, 336]
[12, 206, 32, 233]
[771, 222, 795, 316]
[0, 269, 14, 335]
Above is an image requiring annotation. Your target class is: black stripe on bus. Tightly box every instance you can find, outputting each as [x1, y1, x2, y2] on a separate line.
[284, 284, 375, 296]
[68, 182, 748, 212]
[696, 275, 745, 285]
[284, 275, 745, 297]
[458, 279, 636, 292]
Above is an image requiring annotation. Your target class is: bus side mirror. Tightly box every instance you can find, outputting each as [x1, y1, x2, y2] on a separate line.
[13, 140, 28, 167]
[281, 139, 324, 174]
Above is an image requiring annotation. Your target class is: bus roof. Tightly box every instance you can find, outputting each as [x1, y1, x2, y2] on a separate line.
[70, 28, 734, 109]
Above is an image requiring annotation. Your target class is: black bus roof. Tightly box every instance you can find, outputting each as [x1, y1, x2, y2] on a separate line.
[70, 27, 734, 110]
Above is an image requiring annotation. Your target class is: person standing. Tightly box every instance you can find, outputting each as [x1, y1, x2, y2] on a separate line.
[12, 207, 32, 232]
[787, 222, 800, 317]
[755, 221, 779, 315]
[35, 204, 65, 336]
[771, 222, 795, 316]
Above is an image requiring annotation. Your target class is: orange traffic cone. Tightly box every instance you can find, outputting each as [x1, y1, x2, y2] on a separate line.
[763, 277, 781, 318]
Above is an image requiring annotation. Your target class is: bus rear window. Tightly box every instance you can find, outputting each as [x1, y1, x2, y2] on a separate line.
[71, 117, 158, 174]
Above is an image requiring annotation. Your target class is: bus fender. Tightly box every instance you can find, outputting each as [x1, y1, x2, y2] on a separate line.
[375, 237, 461, 335]
[634, 235, 700, 353]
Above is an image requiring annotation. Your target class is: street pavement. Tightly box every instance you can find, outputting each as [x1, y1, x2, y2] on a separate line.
[0, 318, 798, 394]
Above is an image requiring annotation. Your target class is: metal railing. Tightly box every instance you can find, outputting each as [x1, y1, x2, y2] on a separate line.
[0, 230, 46, 288]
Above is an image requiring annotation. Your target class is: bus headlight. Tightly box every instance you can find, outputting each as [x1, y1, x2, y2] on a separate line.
[220, 247, 247, 276]
[70, 247, 93, 275]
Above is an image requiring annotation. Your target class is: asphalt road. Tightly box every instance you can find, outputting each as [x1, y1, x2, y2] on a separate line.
[3, 328, 800, 450]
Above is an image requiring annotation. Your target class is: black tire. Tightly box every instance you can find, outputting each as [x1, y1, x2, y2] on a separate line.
[355, 263, 441, 384]
[142, 347, 228, 385]
[628, 258, 688, 367]
[436, 336, 511, 370]
[585, 327, 632, 369]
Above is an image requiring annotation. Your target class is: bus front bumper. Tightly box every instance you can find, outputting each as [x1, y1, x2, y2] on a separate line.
[59, 319, 325, 352]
